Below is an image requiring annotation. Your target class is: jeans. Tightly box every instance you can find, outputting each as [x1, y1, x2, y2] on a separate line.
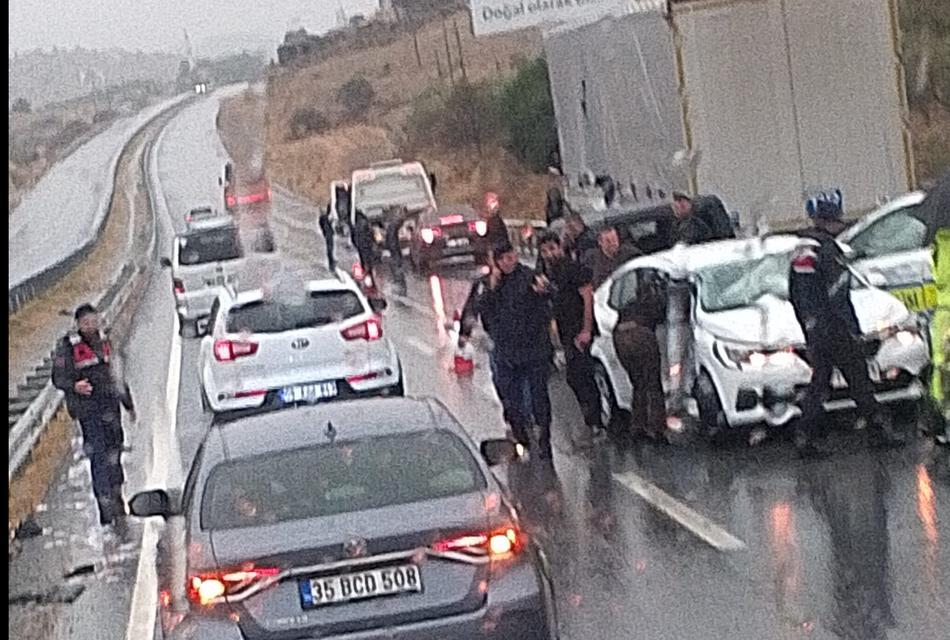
[488, 350, 532, 423]
[79, 411, 126, 525]
[492, 356, 552, 453]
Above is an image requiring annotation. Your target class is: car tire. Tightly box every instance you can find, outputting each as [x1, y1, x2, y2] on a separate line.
[593, 360, 630, 434]
[695, 370, 730, 444]
[178, 316, 196, 339]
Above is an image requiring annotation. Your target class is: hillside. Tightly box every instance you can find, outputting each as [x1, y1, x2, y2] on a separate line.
[220, 10, 548, 218]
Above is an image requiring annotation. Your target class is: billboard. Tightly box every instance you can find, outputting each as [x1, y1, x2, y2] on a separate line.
[470, 0, 664, 37]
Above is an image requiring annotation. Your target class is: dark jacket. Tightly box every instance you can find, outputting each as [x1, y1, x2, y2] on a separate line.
[545, 188, 566, 225]
[789, 227, 862, 342]
[566, 227, 598, 260]
[584, 244, 642, 290]
[319, 205, 334, 238]
[693, 196, 735, 241]
[52, 330, 133, 422]
[479, 264, 552, 364]
[459, 275, 494, 340]
[672, 214, 714, 246]
[486, 214, 509, 249]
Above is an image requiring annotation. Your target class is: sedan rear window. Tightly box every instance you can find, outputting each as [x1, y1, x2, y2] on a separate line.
[226, 291, 364, 333]
[201, 430, 486, 530]
[178, 228, 243, 265]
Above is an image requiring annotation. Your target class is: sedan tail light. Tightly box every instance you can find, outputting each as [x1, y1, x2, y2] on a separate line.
[469, 220, 488, 236]
[432, 526, 523, 558]
[188, 565, 280, 606]
[172, 278, 185, 295]
[213, 339, 259, 362]
[341, 317, 382, 341]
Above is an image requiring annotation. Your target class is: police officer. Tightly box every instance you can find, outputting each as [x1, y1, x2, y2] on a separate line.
[384, 206, 408, 296]
[789, 191, 903, 456]
[52, 304, 135, 531]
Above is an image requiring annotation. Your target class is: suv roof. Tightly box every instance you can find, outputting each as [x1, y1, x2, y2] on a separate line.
[213, 397, 461, 460]
[183, 216, 237, 233]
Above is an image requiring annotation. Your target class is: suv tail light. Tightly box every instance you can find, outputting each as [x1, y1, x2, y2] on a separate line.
[187, 565, 280, 606]
[173, 278, 185, 295]
[341, 317, 382, 341]
[469, 220, 488, 236]
[213, 339, 259, 362]
[420, 227, 442, 244]
[432, 527, 523, 558]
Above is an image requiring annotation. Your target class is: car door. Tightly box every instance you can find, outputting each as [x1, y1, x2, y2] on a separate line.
[592, 267, 641, 410]
[844, 200, 932, 312]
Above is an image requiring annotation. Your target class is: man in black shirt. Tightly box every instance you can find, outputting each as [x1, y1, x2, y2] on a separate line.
[584, 226, 642, 290]
[538, 232, 604, 442]
[671, 192, 714, 245]
[483, 191, 510, 250]
[479, 240, 555, 459]
[562, 213, 598, 260]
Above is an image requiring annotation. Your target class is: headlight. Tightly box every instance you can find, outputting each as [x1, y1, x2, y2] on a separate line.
[714, 342, 800, 370]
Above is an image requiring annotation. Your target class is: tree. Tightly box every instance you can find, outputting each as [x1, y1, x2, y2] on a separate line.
[336, 76, 375, 121]
[11, 97, 31, 114]
[497, 58, 559, 173]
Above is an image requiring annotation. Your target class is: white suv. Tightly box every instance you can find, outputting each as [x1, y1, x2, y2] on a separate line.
[197, 273, 403, 421]
[591, 235, 930, 439]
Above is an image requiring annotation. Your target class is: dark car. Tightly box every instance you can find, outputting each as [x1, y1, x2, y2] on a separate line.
[129, 397, 558, 640]
[553, 195, 736, 255]
[409, 205, 490, 271]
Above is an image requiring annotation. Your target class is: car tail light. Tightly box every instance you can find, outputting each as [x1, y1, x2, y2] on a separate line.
[187, 565, 280, 606]
[469, 220, 488, 236]
[432, 527, 522, 558]
[341, 317, 382, 341]
[352, 263, 365, 280]
[440, 214, 464, 225]
[173, 278, 185, 295]
[213, 339, 259, 362]
[420, 227, 442, 244]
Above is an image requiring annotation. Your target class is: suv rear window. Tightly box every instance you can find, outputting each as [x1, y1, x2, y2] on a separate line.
[226, 290, 364, 334]
[178, 227, 243, 265]
[201, 430, 486, 530]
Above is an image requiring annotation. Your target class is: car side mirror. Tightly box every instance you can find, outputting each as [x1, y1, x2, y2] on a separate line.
[128, 489, 174, 518]
[160, 257, 173, 268]
[480, 439, 519, 466]
[369, 297, 388, 314]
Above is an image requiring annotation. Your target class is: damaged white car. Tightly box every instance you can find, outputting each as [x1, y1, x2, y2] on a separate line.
[591, 235, 930, 439]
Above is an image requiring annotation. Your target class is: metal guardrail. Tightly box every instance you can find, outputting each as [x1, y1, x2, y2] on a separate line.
[8, 125, 165, 482]
[7, 96, 193, 316]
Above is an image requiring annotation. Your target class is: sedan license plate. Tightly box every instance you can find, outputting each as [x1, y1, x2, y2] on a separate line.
[280, 381, 338, 404]
[447, 237, 469, 248]
[300, 564, 422, 609]
[890, 283, 937, 312]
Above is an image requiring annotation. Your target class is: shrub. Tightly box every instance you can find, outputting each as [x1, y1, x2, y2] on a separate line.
[497, 58, 559, 173]
[288, 107, 330, 140]
[336, 76, 375, 121]
[406, 82, 500, 151]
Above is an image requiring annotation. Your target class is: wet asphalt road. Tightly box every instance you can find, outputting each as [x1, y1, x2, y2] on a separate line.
[12, 93, 949, 640]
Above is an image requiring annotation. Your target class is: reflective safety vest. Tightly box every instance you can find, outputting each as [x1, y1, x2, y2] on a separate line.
[68, 331, 111, 369]
[930, 229, 950, 406]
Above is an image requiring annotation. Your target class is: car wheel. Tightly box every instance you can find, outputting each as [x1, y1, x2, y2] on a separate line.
[593, 360, 629, 433]
[695, 371, 730, 444]
[178, 316, 196, 339]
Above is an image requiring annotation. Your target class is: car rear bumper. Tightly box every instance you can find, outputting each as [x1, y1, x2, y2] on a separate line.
[207, 367, 402, 419]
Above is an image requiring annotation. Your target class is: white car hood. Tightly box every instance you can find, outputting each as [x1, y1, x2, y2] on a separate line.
[700, 290, 910, 346]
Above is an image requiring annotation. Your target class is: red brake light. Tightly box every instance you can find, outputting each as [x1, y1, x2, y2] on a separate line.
[440, 214, 464, 225]
[173, 278, 185, 295]
[187, 565, 280, 606]
[213, 339, 259, 362]
[470, 220, 488, 236]
[432, 527, 522, 558]
[352, 263, 365, 280]
[341, 317, 382, 341]
[225, 194, 237, 207]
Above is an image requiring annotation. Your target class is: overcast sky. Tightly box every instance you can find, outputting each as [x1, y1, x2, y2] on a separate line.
[9, 0, 380, 56]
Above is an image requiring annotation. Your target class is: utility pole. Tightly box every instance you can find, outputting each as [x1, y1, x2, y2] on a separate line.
[453, 20, 468, 83]
[442, 21, 454, 86]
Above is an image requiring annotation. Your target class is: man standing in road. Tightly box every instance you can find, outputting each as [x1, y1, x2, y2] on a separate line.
[789, 190, 904, 456]
[584, 226, 642, 290]
[384, 206, 408, 296]
[562, 213, 598, 261]
[538, 232, 605, 445]
[613, 278, 667, 440]
[483, 191, 510, 250]
[52, 304, 135, 535]
[479, 240, 555, 460]
[671, 192, 714, 246]
[319, 203, 336, 271]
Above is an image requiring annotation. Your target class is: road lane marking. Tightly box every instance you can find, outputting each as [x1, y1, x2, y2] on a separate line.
[612, 471, 747, 552]
[126, 126, 185, 640]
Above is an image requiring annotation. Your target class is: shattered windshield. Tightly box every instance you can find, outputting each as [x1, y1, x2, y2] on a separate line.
[698, 252, 791, 312]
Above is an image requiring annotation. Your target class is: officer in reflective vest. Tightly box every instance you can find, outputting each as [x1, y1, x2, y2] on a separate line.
[789, 190, 904, 456]
[52, 303, 135, 529]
